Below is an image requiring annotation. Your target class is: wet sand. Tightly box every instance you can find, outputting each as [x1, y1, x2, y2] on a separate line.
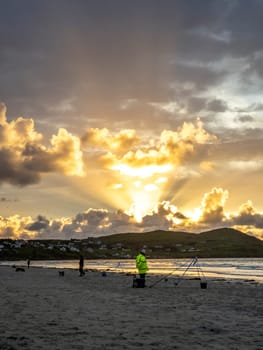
[0, 266, 262, 350]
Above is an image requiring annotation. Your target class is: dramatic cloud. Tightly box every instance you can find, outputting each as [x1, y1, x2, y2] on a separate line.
[1, 188, 262, 240]
[0, 106, 218, 190]
[82, 119, 217, 178]
[0, 103, 84, 185]
[230, 201, 263, 230]
[0, 215, 34, 240]
[81, 128, 139, 153]
[206, 99, 228, 113]
[0, 1, 263, 241]
[1, 0, 263, 136]
[199, 187, 229, 224]
[238, 115, 254, 123]
[26, 215, 50, 231]
[1, 106, 262, 240]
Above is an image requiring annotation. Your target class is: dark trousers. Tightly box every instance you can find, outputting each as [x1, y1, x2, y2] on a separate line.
[79, 267, 85, 276]
[139, 273, 146, 279]
[133, 276, 145, 288]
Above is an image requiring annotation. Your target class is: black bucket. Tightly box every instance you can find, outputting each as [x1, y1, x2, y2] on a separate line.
[200, 281, 207, 289]
[133, 277, 145, 288]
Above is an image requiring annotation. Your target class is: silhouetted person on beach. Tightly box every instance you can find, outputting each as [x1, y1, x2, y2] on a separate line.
[27, 259, 30, 269]
[79, 255, 85, 276]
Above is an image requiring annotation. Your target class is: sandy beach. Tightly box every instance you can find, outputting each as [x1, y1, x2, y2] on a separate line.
[0, 266, 262, 350]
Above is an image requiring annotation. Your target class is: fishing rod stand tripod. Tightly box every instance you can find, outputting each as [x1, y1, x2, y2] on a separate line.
[149, 256, 207, 289]
[174, 256, 207, 288]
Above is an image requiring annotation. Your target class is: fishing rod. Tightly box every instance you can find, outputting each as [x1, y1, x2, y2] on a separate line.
[149, 257, 198, 288]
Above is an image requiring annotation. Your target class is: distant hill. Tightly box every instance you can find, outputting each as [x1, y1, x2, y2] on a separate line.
[99, 227, 263, 258]
[0, 228, 263, 260]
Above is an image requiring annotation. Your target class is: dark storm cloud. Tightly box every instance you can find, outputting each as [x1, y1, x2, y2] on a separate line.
[238, 115, 254, 123]
[227, 201, 263, 230]
[211, 127, 263, 143]
[27, 215, 49, 231]
[206, 99, 228, 113]
[200, 138, 263, 163]
[251, 103, 263, 112]
[178, 60, 226, 84]
[187, 97, 207, 114]
[235, 103, 263, 114]
[232, 212, 263, 229]
[1, 0, 263, 131]
[0, 148, 41, 186]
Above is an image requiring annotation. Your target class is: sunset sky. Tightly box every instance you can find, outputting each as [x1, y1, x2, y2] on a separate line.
[0, 0, 262, 240]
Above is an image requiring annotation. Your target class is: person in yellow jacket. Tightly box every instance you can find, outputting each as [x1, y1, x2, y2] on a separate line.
[136, 249, 148, 280]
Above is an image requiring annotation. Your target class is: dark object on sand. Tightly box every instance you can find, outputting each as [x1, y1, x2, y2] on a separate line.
[59, 271, 65, 276]
[200, 281, 207, 289]
[132, 277, 145, 288]
[79, 255, 85, 276]
[16, 267, 25, 272]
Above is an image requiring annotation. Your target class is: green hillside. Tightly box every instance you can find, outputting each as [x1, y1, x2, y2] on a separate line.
[99, 228, 263, 258]
[0, 228, 262, 260]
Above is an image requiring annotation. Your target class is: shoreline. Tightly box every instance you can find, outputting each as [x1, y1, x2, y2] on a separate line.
[1, 257, 263, 284]
[1, 264, 262, 285]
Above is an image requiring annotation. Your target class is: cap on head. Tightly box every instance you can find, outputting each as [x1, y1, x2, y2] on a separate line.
[140, 249, 146, 254]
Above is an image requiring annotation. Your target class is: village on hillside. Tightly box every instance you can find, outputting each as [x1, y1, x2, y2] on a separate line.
[1, 229, 263, 260]
[0, 237, 198, 260]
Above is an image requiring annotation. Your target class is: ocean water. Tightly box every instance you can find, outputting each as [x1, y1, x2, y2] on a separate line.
[1, 258, 263, 282]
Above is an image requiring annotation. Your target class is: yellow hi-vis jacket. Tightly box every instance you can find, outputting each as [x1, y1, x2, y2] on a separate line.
[136, 253, 148, 274]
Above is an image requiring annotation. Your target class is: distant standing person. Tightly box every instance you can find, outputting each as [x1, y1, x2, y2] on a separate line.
[79, 255, 85, 276]
[136, 249, 148, 281]
[27, 259, 30, 269]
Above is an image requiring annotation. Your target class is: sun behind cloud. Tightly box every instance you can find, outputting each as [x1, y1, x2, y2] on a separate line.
[98, 119, 218, 222]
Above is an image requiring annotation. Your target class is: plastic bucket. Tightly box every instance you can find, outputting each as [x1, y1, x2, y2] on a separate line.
[200, 281, 207, 289]
[133, 277, 145, 288]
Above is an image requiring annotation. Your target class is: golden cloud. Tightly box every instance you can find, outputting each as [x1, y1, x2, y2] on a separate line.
[85, 119, 218, 178]
[0, 106, 218, 187]
[238, 200, 255, 215]
[0, 103, 84, 185]
[0, 215, 34, 239]
[199, 187, 229, 223]
[47, 128, 84, 176]
[1, 187, 263, 240]
[0, 103, 8, 125]
[81, 128, 139, 153]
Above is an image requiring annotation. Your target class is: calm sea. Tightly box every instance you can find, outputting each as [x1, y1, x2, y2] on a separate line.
[1, 258, 263, 282]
